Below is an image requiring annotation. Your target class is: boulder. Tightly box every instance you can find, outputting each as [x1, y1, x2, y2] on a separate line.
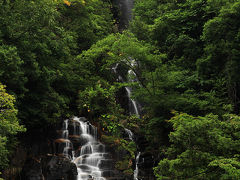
[21, 155, 78, 180]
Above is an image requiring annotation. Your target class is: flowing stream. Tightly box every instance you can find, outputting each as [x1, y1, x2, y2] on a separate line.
[113, 61, 141, 180]
[134, 152, 141, 180]
[112, 62, 141, 117]
[125, 127, 141, 180]
[61, 0, 140, 179]
[61, 117, 111, 180]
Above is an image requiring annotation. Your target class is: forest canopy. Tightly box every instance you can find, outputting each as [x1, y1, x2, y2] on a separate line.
[1, 0, 240, 179]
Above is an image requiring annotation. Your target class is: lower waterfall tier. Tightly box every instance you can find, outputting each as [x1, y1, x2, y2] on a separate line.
[59, 117, 111, 180]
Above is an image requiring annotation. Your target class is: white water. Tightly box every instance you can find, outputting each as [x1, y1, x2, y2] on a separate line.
[61, 117, 110, 180]
[134, 152, 141, 180]
[125, 86, 140, 116]
[118, 0, 134, 29]
[112, 62, 140, 117]
[124, 128, 134, 141]
[125, 60, 141, 179]
[113, 61, 141, 180]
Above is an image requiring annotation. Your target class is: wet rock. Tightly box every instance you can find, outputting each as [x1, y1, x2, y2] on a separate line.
[21, 155, 78, 180]
[21, 157, 44, 180]
[42, 155, 77, 180]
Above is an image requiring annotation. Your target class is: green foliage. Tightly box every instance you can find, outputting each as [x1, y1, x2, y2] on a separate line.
[128, 0, 239, 156]
[0, 83, 25, 171]
[115, 156, 134, 176]
[59, 0, 113, 50]
[198, 1, 240, 110]
[78, 80, 122, 117]
[115, 158, 131, 171]
[0, 45, 26, 98]
[154, 112, 240, 179]
[120, 140, 137, 159]
[100, 114, 123, 136]
[1, 0, 240, 179]
[0, 0, 114, 128]
[208, 157, 240, 179]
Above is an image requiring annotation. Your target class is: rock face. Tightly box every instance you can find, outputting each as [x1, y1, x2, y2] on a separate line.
[21, 157, 44, 180]
[43, 156, 77, 180]
[5, 118, 155, 180]
[11, 124, 78, 180]
[135, 134, 156, 180]
[21, 155, 77, 180]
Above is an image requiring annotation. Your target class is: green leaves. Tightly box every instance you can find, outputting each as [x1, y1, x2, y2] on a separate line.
[154, 112, 240, 179]
[78, 81, 118, 117]
[0, 45, 26, 98]
[208, 157, 240, 179]
[199, 1, 240, 111]
[0, 83, 25, 170]
[0, 0, 115, 128]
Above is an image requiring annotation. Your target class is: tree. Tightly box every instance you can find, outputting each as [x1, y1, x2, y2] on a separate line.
[154, 112, 240, 179]
[0, 0, 114, 128]
[198, 1, 240, 112]
[0, 45, 26, 99]
[0, 83, 25, 171]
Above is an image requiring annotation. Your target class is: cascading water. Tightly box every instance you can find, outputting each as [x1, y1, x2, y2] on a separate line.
[62, 119, 72, 159]
[124, 127, 140, 180]
[124, 127, 141, 180]
[126, 61, 142, 180]
[124, 128, 134, 141]
[113, 62, 142, 180]
[115, 0, 143, 179]
[126, 59, 141, 116]
[134, 152, 141, 180]
[118, 0, 134, 30]
[60, 117, 111, 180]
[112, 61, 141, 117]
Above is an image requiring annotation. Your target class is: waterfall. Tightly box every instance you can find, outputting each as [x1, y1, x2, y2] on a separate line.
[112, 61, 141, 117]
[134, 152, 141, 180]
[118, 0, 134, 30]
[60, 117, 111, 180]
[124, 127, 141, 180]
[124, 128, 134, 141]
[116, 1, 143, 179]
[125, 86, 140, 116]
[62, 120, 69, 139]
[113, 61, 141, 180]
[126, 61, 142, 180]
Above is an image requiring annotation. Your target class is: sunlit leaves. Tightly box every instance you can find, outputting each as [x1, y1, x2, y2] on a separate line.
[0, 83, 25, 170]
[63, 0, 71, 6]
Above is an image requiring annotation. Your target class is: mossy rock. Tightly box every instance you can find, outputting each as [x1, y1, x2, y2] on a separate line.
[101, 135, 116, 145]
[115, 159, 131, 171]
[123, 169, 133, 176]
[119, 119, 128, 126]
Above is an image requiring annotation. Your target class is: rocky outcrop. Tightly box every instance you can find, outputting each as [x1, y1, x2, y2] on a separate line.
[42, 155, 77, 180]
[21, 157, 44, 180]
[101, 133, 134, 180]
[21, 155, 77, 180]
[135, 134, 156, 180]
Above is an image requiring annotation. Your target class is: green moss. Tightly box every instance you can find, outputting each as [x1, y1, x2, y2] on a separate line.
[123, 169, 134, 176]
[101, 135, 116, 145]
[120, 140, 137, 159]
[115, 159, 131, 171]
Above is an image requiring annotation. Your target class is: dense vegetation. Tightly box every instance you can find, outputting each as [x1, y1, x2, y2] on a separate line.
[0, 0, 114, 175]
[1, 0, 240, 179]
[0, 84, 25, 175]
